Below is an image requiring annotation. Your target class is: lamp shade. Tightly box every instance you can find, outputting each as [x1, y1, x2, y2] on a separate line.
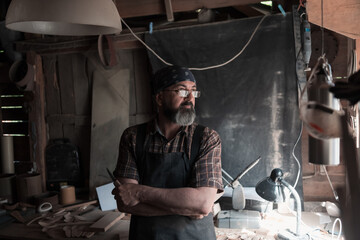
[5, 0, 122, 36]
[255, 168, 285, 202]
[256, 168, 302, 236]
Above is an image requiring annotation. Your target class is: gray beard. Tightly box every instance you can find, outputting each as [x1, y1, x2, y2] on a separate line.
[164, 103, 196, 126]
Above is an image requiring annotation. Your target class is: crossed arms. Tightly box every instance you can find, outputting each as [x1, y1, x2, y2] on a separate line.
[111, 178, 220, 218]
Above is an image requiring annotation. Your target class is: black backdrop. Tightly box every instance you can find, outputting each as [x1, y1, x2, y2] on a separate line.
[144, 14, 303, 197]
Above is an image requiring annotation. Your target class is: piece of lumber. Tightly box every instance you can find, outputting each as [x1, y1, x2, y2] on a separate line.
[89, 212, 125, 232]
[59, 200, 98, 212]
[164, 0, 174, 22]
[307, 0, 360, 39]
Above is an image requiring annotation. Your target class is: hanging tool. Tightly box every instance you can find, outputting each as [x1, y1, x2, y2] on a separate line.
[106, 168, 121, 186]
[301, 13, 312, 71]
[221, 156, 261, 210]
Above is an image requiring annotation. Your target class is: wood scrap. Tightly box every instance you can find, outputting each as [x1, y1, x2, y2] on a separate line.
[60, 200, 98, 212]
[9, 211, 26, 223]
[38, 212, 66, 228]
[89, 212, 125, 232]
[26, 212, 49, 226]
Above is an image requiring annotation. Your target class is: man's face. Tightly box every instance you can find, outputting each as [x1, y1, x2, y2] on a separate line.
[157, 81, 197, 126]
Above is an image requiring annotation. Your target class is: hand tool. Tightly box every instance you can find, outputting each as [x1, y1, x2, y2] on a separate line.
[221, 156, 261, 210]
[106, 168, 121, 186]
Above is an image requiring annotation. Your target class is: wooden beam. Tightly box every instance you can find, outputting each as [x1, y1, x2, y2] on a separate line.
[115, 0, 263, 18]
[15, 31, 145, 55]
[164, 0, 174, 22]
[356, 39, 360, 70]
[27, 52, 47, 191]
[307, 0, 360, 39]
[233, 5, 265, 17]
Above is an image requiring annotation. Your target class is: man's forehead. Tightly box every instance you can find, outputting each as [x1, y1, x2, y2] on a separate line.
[171, 81, 197, 88]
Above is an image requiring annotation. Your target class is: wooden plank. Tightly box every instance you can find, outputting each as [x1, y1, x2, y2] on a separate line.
[43, 55, 61, 116]
[307, 0, 360, 39]
[46, 114, 91, 126]
[72, 54, 91, 116]
[57, 55, 76, 115]
[43, 55, 63, 139]
[116, 0, 263, 18]
[356, 39, 360, 70]
[27, 52, 47, 191]
[89, 68, 130, 198]
[164, 0, 174, 22]
[89, 212, 125, 232]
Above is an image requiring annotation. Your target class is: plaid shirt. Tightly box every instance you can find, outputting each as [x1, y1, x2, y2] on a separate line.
[114, 119, 223, 192]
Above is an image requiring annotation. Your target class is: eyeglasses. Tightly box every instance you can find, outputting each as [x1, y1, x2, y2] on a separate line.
[163, 89, 201, 98]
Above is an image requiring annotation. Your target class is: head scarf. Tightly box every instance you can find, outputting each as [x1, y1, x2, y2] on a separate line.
[152, 65, 196, 94]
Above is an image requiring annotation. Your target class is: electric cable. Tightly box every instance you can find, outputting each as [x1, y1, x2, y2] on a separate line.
[292, 120, 302, 189]
[283, 204, 330, 240]
[331, 218, 342, 240]
[321, 165, 339, 202]
[120, 16, 266, 71]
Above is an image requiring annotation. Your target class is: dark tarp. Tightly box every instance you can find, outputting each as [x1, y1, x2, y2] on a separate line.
[144, 13, 303, 197]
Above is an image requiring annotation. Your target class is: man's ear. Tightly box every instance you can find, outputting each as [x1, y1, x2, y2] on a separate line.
[155, 93, 163, 107]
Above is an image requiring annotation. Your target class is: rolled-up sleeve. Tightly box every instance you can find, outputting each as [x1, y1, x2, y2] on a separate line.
[113, 127, 139, 181]
[191, 128, 223, 192]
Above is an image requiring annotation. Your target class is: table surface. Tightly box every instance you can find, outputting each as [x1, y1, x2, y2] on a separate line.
[0, 209, 342, 240]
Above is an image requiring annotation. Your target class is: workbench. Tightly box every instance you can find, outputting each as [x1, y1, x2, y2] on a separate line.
[0, 208, 341, 240]
[0, 207, 130, 240]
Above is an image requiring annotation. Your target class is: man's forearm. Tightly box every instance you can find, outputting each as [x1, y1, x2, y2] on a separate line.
[137, 185, 217, 216]
[118, 202, 170, 216]
[113, 178, 217, 217]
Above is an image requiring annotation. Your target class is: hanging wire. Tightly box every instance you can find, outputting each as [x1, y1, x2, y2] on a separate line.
[322, 165, 339, 202]
[120, 15, 266, 71]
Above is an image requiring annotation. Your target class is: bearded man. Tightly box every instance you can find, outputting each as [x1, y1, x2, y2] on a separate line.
[112, 65, 223, 240]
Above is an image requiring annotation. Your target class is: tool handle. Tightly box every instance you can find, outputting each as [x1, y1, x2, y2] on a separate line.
[114, 179, 121, 187]
[232, 156, 261, 185]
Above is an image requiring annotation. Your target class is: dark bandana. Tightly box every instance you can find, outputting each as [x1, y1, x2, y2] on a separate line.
[152, 65, 196, 94]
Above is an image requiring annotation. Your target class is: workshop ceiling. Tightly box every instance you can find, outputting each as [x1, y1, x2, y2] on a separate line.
[116, 0, 267, 19]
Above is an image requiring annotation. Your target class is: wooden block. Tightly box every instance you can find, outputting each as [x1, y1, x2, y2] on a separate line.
[89, 212, 125, 232]
[307, 0, 360, 39]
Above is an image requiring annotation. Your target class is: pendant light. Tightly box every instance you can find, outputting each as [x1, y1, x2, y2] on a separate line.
[5, 0, 122, 36]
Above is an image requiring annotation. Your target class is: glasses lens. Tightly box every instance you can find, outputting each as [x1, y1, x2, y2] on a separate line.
[177, 90, 188, 97]
[192, 91, 200, 98]
[177, 90, 201, 98]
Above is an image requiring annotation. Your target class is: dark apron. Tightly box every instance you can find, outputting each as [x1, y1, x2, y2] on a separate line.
[129, 129, 216, 240]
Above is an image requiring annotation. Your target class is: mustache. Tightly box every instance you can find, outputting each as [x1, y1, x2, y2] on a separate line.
[180, 102, 193, 107]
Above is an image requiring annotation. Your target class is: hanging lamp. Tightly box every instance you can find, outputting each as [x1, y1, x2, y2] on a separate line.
[5, 0, 122, 36]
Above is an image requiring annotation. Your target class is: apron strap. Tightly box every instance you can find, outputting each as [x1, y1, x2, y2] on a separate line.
[135, 122, 148, 183]
[190, 125, 205, 166]
[135, 122, 148, 160]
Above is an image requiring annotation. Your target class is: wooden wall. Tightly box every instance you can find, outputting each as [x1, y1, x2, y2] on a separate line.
[42, 54, 92, 189]
[41, 47, 152, 191]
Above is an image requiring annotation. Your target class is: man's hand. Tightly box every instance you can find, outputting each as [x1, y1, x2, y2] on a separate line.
[112, 183, 141, 210]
